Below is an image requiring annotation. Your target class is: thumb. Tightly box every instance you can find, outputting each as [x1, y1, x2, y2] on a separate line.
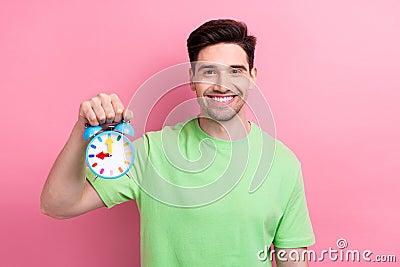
[122, 108, 134, 122]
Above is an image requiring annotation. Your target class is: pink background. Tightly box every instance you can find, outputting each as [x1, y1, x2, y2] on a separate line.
[1, 0, 399, 266]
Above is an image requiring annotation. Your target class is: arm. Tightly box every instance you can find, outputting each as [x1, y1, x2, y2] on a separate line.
[273, 166, 315, 265]
[40, 93, 132, 219]
[275, 247, 309, 267]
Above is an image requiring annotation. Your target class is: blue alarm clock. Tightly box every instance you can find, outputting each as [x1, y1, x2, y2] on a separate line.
[84, 122, 135, 180]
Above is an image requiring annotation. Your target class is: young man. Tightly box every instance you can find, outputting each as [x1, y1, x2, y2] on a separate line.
[41, 19, 315, 266]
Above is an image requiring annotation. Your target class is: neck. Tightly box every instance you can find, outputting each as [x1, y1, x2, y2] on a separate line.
[198, 113, 250, 141]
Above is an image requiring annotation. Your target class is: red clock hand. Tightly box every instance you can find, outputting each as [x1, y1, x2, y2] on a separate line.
[96, 151, 110, 160]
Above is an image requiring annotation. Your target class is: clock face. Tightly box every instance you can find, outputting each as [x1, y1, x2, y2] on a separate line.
[86, 131, 134, 179]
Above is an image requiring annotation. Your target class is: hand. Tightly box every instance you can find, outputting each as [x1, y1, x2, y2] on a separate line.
[78, 93, 133, 126]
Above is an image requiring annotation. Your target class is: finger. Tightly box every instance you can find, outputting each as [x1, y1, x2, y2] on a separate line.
[98, 93, 115, 124]
[110, 93, 124, 123]
[123, 108, 134, 122]
[90, 96, 107, 125]
[79, 101, 98, 126]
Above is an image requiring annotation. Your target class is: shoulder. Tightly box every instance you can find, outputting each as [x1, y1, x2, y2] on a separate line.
[144, 121, 189, 141]
[141, 118, 198, 141]
[252, 124, 302, 186]
[251, 123, 301, 170]
[132, 119, 194, 150]
[274, 139, 301, 169]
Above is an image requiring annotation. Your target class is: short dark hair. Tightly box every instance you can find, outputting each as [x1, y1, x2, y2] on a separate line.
[187, 19, 257, 71]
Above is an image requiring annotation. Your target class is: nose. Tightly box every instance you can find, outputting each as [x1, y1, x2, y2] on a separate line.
[214, 72, 230, 92]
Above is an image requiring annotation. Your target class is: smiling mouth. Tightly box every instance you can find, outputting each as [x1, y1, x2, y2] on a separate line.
[211, 96, 234, 102]
[207, 95, 237, 104]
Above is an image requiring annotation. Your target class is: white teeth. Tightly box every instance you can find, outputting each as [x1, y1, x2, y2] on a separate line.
[211, 96, 234, 102]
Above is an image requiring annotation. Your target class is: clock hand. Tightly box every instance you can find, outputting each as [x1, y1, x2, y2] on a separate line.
[96, 151, 110, 160]
[106, 135, 114, 154]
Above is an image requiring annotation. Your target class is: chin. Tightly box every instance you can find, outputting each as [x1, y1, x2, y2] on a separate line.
[205, 109, 239, 122]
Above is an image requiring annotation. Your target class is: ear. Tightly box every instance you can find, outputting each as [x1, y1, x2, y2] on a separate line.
[250, 67, 257, 83]
[189, 68, 196, 91]
[248, 67, 257, 90]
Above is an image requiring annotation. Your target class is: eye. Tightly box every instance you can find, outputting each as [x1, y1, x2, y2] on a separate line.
[231, 68, 242, 74]
[203, 69, 216, 76]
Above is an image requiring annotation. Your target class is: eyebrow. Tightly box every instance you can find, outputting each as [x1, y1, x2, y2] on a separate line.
[197, 64, 216, 71]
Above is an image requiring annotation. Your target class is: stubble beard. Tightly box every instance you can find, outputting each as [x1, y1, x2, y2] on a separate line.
[197, 96, 246, 122]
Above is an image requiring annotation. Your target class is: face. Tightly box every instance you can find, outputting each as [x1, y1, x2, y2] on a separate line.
[190, 43, 257, 122]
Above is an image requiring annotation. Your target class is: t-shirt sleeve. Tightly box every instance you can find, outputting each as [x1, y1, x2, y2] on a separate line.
[86, 168, 139, 208]
[273, 166, 315, 248]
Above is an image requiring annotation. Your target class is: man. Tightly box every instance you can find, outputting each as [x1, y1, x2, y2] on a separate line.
[41, 19, 315, 266]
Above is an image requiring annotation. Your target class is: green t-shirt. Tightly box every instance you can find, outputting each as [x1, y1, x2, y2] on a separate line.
[86, 118, 315, 266]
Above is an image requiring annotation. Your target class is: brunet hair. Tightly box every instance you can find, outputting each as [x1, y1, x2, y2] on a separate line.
[187, 19, 257, 71]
